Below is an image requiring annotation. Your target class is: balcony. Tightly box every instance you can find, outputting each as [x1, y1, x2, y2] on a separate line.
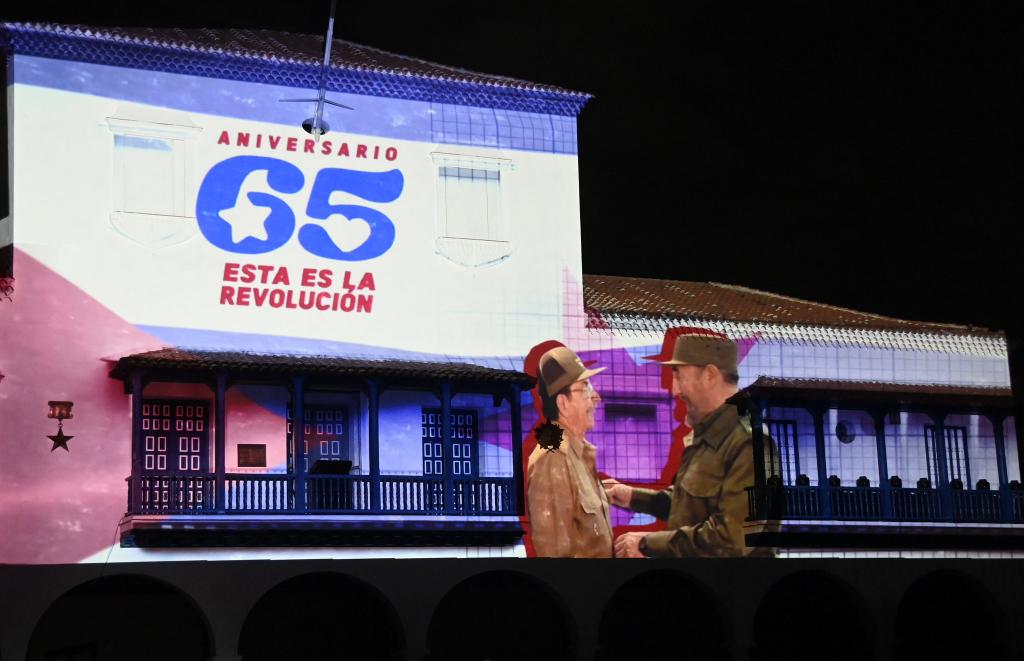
[128, 473, 516, 515]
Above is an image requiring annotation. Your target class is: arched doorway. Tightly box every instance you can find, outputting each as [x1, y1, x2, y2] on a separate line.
[895, 570, 1005, 661]
[597, 569, 728, 661]
[27, 574, 211, 661]
[238, 572, 403, 661]
[751, 571, 872, 661]
[426, 570, 574, 661]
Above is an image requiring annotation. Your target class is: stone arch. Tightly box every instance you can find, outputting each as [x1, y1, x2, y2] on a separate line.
[426, 570, 574, 661]
[894, 569, 1006, 661]
[237, 571, 403, 661]
[751, 570, 873, 661]
[26, 573, 212, 661]
[596, 569, 728, 661]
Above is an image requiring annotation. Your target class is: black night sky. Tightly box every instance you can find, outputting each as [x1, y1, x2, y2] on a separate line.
[4, 2, 1023, 360]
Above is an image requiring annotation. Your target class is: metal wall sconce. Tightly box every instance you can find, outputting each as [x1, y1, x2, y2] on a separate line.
[47, 400, 74, 452]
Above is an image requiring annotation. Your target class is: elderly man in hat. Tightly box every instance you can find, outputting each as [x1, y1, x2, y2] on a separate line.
[527, 346, 614, 558]
[607, 333, 759, 558]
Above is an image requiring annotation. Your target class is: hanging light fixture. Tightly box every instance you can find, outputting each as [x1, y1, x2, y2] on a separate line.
[47, 401, 75, 452]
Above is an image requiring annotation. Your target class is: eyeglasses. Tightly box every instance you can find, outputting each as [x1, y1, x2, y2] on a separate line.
[569, 382, 599, 399]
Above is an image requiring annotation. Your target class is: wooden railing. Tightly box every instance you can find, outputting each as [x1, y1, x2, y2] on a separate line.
[225, 474, 294, 512]
[307, 475, 372, 512]
[830, 487, 882, 520]
[131, 474, 214, 513]
[891, 488, 942, 521]
[951, 489, 1001, 523]
[128, 474, 516, 516]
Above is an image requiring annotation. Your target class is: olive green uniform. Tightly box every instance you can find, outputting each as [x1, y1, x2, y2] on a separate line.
[629, 402, 758, 557]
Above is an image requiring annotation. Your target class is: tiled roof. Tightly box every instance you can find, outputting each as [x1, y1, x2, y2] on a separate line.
[110, 348, 534, 388]
[745, 376, 1014, 409]
[583, 275, 1003, 339]
[0, 22, 590, 115]
[748, 377, 1012, 398]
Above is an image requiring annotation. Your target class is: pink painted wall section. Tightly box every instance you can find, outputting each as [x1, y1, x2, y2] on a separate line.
[0, 249, 164, 563]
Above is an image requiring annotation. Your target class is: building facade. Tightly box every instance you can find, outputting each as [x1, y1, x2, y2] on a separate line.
[0, 23, 1019, 568]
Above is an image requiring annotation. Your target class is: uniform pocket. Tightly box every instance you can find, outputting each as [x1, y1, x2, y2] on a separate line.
[681, 461, 725, 498]
[580, 492, 603, 515]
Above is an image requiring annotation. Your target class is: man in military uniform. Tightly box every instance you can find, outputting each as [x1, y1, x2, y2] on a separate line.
[527, 346, 614, 558]
[607, 333, 760, 558]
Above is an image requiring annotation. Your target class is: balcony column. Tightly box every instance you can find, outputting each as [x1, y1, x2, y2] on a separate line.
[129, 371, 144, 513]
[509, 385, 524, 515]
[748, 396, 778, 520]
[989, 413, 1012, 522]
[440, 381, 453, 514]
[292, 376, 306, 513]
[367, 379, 381, 512]
[872, 410, 892, 519]
[930, 410, 954, 521]
[811, 406, 831, 518]
[214, 373, 227, 513]
[749, 397, 768, 487]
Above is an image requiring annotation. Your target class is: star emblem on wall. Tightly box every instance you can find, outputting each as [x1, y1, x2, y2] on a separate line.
[48, 426, 73, 452]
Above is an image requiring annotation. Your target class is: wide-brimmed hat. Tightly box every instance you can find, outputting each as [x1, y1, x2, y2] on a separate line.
[538, 347, 606, 394]
[648, 333, 738, 377]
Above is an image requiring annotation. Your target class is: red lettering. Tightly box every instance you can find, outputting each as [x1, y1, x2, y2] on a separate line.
[357, 273, 375, 291]
[253, 288, 269, 306]
[316, 291, 331, 311]
[269, 136, 281, 149]
[223, 263, 240, 282]
[301, 268, 317, 287]
[287, 137, 298, 152]
[256, 134, 263, 148]
[269, 289, 285, 307]
[298, 291, 316, 309]
[321, 140, 333, 155]
[385, 147, 398, 161]
[271, 267, 290, 286]
[338, 143, 350, 157]
[373, 145, 380, 159]
[304, 139, 315, 154]
[356, 294, 373, 313]
[217, 130, 230, 145]
[236, 287, 252, 306]
[285, 290, 297, 308]
[318, 269, 333, 288]
[356, 144, 368, 158]
[220, 286, 235, 304]
[240, 264, 256, 283]
[236, 132, 250, 147]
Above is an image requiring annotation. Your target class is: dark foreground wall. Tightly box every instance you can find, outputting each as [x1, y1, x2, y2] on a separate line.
[2, 558, 1021, 661]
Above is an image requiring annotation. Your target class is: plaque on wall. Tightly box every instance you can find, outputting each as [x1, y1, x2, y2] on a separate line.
[238, 444, 267, 467]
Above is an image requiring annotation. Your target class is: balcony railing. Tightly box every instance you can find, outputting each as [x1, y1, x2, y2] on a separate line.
[951, 489, 1001, 523]
[128, 473, 516, 516]
[830, 487, 882, 520]
[748, 484, 1024, 524]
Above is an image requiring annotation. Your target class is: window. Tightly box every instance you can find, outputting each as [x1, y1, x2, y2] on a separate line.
[421, 408, 478, 478]
[106, 105, 202, 249]
[432, 152, 513, 267]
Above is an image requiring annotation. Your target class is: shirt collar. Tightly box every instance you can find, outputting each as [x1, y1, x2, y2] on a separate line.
[691, 402, 739, 451]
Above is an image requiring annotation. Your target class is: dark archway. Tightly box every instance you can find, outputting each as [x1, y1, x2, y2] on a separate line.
[426, 570, 574, 661]
[238, 571, 403, 661]
[597, 569, 728, 661]
[27, 574, 212, 661]
[895, 570, 1006, 661]
[751, 571, 872, 661]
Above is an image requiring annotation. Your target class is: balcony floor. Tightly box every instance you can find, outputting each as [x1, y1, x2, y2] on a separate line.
[120, 514, 523, 548]
[744, 519, 1024, 550]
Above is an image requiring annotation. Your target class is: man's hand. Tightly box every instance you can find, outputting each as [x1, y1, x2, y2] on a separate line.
[602, 479, 633, 508]
[614, 531, 647, 558]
